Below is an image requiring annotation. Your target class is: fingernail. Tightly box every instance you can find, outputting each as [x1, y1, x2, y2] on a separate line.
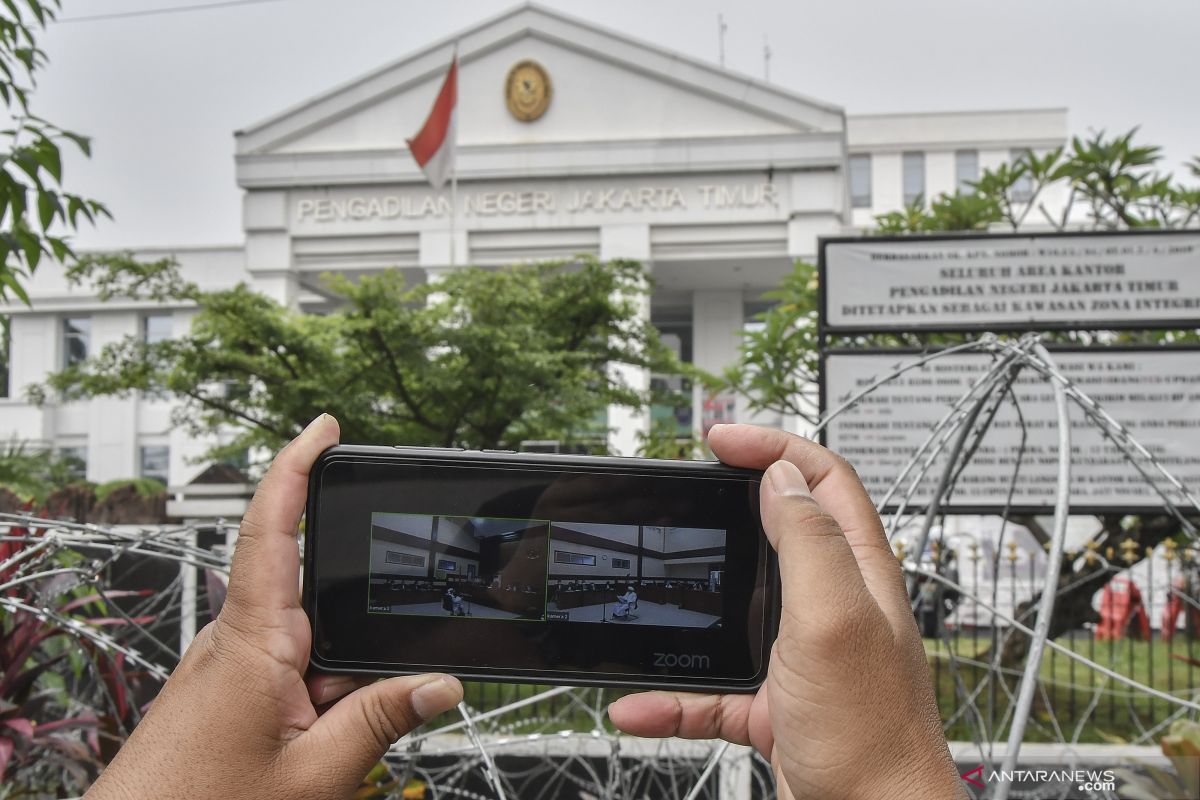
[304, 413, 329, 431]
[410, 674, 463, 721]
[315, 676, 357, 705]
[765, 460, 810, 497]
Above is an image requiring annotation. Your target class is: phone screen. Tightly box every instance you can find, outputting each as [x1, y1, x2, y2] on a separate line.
[306, 450, 772, 689]
[368, 512, 726, 629]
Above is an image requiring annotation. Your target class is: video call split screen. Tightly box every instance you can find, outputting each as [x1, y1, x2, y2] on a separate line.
[367, 512, 727, 629]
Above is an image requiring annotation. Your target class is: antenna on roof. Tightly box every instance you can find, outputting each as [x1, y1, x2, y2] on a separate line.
[763, 35, 771, 82]
[718, 13, 728, 68]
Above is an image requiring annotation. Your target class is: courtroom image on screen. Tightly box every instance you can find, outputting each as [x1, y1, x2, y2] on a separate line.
[368, 513, 549, 621]
[546, 522, 725, 628]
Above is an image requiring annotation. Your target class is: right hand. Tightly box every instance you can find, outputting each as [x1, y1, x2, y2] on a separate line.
[608, 424, 966, 799]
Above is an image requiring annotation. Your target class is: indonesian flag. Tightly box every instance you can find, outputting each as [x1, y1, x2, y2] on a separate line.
[406, 55, 457, 189]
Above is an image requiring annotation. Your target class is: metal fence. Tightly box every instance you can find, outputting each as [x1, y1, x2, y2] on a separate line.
[5, 512, 1200, 798]
[909, 536, 1200, 747]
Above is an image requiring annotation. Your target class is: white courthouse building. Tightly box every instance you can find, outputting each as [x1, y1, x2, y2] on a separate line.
[0, 4, 1070, 488]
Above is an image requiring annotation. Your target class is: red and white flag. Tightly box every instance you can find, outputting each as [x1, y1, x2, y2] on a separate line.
[406, 54, 457, 189]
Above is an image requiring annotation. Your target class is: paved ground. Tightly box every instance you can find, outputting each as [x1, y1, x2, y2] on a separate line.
[546, 599, 720, 628]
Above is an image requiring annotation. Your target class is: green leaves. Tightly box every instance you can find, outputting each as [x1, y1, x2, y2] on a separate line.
[730, 130, 1200, 424]
[724, 260, 821, 422]
[43, 255, 687, 464]
[0, 440, 86, 502]
[0, 1, 108, 304]
[1050, 128, 1199, 229]
[868, 130, 1199, 235]
[873, 191, 1002, 234]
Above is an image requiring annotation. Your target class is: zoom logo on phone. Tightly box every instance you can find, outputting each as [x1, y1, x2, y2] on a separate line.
[653, 652, 711, 670]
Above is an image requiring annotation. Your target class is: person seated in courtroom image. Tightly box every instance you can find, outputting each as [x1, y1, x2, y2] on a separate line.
[612, 584, 639, 620]
[368, 515, 548, 620]
[444, 587, 467, 616]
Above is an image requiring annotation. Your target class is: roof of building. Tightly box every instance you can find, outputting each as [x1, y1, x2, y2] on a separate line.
[234, 2, 846, 156]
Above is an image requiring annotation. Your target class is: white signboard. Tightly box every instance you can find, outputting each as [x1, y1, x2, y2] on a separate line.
[823, 350, 1200, 511]
[290, 175, 785, 233]
[822, 232, 1200, 332]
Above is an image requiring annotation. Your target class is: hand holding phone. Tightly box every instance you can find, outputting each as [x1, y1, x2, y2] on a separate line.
[303, 442, 779, 692]
[609, 425, 966, 800]
[86, 415, 466, 800]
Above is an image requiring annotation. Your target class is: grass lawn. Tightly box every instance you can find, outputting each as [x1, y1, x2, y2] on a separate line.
[410, 637, 1200, 744]
[925, 634, 1200, 744]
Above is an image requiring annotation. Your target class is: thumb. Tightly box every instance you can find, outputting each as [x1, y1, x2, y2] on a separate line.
[760, 460, 872, 615]
[286, 673, 463, 793]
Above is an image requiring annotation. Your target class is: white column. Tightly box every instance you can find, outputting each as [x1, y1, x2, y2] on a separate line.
[244, 192, 298, 307]
[787, 168, 851, 258]
[980, 148, 1008, 173]
[870, 152, 903, 216]
[246, 234, 298, 308]
[787, 215, 844, 263]
[927, 151, 957, 198]
[691, 290, 744, 434]
[179, 527, 198, 655]
[419, 229, 469, 270]
[166, 309, 216, 486]
[5, 314, 56, 445]
[86, 312, 139, 482]
[600, 224, 651, 457]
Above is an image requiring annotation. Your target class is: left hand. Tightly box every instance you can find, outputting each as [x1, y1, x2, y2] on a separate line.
[85, 414, 464, 799]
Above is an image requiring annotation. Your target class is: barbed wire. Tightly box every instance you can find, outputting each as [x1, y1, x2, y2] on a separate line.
[3, 336, 1199, 797]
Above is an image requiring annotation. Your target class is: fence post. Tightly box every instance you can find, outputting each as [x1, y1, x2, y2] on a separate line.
[180, 526, 198, 655]
[717, 743, 752, 800]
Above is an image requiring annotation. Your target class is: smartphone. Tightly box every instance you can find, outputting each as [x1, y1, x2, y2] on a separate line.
[302, 445, 779, 693]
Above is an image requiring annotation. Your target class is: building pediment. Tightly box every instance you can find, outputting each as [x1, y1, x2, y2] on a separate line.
[235, 3, 844, 176]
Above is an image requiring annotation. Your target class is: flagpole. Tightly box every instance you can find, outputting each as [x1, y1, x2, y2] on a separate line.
[449, 43, 459, 269]
[450, 160, 458, 269]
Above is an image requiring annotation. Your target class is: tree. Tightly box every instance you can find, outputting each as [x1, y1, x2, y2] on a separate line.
[0, 0, 108, 304]
[0, 439, 84, 501]
[34, 255, 691, 463]
[875, 190, 1004, 234]
[728, 129, 1200, 658]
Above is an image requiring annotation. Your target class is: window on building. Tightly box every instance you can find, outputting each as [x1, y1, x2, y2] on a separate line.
[955, 150, 979, 194]
[62, 317, 90, 369]
[1011, 148, 1033, 203]
[139, 445, 169, 486]
[437, 559, 457, 572]
[58, 446, 87, 481]
[612, 557, 631, 570]
[902, 152, 925, 206]
[849, 154, 872, 208]
[385, 551, 425, 567]
[220, 448, 251, 474]
[554, 550, 596, 566]
[142, 313, 172, 344]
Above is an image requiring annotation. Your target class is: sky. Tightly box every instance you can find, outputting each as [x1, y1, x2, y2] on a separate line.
[32, 0, 1200, 249]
